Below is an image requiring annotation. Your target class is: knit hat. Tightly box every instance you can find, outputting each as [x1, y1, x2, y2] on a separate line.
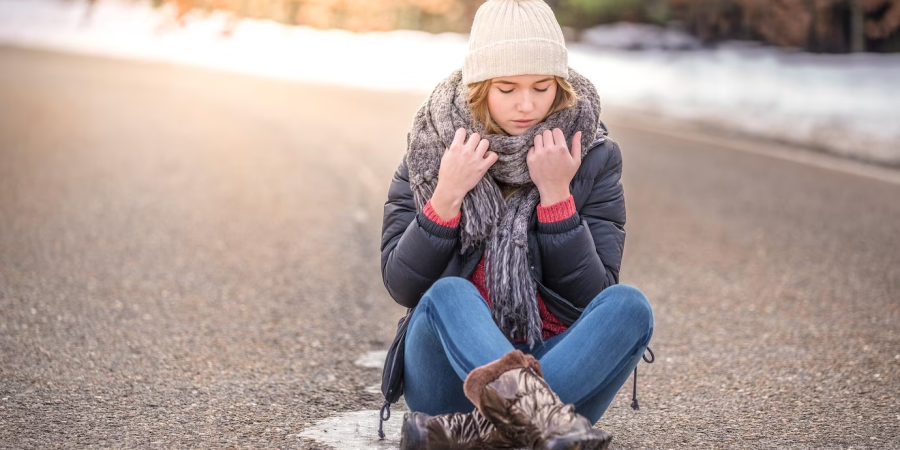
[462, 0, 568, 85]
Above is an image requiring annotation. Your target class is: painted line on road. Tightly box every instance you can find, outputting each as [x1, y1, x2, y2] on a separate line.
[615, 118, 900, 187]
[298, 409, 405, 449]
[295, 353, 401, 448]
[300, 352, 533, 449]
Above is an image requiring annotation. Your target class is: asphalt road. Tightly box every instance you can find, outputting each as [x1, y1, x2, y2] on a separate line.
[1, 46, 898, 449]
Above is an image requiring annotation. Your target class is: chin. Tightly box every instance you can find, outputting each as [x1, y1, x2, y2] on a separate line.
[503, 125, 524, 137]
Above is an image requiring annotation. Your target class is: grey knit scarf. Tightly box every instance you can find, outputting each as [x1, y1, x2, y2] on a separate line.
[406, 67, 604, 347]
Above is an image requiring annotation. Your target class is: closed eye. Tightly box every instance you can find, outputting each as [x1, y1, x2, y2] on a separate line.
[498, 87, 550, 94]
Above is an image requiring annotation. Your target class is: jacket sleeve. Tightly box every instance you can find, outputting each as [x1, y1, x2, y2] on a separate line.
[534, 140, 626, 309]
[381, 158, 461, 308]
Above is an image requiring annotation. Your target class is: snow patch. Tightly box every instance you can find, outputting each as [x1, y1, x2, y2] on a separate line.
[355, 350, 388, 369]
[298, 409, 405, 449]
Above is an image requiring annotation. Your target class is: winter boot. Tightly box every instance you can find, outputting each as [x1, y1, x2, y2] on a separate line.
[399, 407, 521, 450]
[463, 350, 613, 450]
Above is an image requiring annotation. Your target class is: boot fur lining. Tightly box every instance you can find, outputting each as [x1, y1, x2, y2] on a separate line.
[463, 350, 543, 409]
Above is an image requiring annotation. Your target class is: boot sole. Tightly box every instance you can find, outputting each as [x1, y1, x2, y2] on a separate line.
[399, 412, 428, 450]
[543, 430, 613, 450]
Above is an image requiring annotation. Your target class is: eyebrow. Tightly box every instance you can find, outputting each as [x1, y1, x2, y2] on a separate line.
[493, 77, 553, 86]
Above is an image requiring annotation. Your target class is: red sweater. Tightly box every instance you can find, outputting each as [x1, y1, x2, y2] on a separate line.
[422, 195, 577, 343]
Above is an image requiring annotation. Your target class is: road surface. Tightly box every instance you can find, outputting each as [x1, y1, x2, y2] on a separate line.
[1, 46, 898, 448]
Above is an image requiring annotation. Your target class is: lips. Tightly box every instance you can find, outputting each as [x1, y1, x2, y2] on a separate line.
[512, 119, 534, 126]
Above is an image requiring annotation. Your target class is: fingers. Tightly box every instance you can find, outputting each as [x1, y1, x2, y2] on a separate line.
[451, 128, 490, 157]
[465, 132, 482, 152]
[552, 128, 566, 149]
[571, 131, 582, 161]
[482, 151, 499, 168]
[535, 128, 572, 152]
[475, 136, 490, 158]
[544, 129, 555, 148]
[541, 130, 553, 150]
[451, 128, 466, 149]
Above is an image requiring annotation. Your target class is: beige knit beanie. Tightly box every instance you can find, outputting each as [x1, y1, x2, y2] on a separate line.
[462, 0, 568, 85]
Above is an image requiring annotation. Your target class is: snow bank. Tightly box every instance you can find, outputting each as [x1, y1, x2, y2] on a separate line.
[569, 39, 900, 166]
[1, 0, 898, 166]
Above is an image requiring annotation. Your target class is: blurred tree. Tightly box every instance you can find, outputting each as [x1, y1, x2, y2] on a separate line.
[666, 0, 900, 52]
[850, 0, 865, 51]
[557, 0, 655, 27]
[150, 0, 900, 52]
[865, 0, 900, 39]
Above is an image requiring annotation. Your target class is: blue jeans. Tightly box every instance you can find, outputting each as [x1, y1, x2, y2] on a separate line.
[403, 277, 654, 425]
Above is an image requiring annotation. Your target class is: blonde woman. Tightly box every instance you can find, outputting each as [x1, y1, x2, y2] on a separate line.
[380, 1, 654, 448]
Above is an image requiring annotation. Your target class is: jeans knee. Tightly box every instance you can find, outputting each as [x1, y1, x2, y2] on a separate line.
[421, 277, 481, 309]
[601, 284, 654, 334]
[431, 276, 472, 290]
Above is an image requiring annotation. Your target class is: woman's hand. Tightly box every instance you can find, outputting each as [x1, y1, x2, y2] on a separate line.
[527, 129, 582, 206]
[431, 128, 498, 220]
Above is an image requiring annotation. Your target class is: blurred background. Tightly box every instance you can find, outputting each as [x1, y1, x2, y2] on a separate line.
[3, 0, 899, 165]
[1, 0, 898, 448]
[152, 0, 900, 52]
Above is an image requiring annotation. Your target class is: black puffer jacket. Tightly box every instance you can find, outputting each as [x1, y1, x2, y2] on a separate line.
[380, 123, 625, 326]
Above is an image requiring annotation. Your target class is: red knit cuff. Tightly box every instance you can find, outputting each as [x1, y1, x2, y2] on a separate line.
[537, 195, 576, 223]
[423, 200, 461, 228]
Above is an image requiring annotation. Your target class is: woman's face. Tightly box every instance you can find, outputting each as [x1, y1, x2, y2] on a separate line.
[487, 74, 558, 136]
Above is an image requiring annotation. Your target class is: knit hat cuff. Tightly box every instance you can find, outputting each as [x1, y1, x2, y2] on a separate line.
[463, 38, 568, 85]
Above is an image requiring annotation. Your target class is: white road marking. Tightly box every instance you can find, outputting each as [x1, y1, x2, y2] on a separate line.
[355, 350, 388, 369]
[298, 409, 406, 449]
[614, 114, 900, 186]
[296, 353, 405, 447]
[298, 408, 531, 450]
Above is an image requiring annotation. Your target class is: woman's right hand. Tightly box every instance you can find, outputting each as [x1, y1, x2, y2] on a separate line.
[430, 128, 498, 220]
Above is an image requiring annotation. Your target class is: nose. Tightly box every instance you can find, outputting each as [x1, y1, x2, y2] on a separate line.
[517, 91, 534, 113]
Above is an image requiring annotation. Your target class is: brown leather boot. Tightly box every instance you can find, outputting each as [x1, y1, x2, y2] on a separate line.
[463, 350, 613, 450]
[399, 407, 521, 450]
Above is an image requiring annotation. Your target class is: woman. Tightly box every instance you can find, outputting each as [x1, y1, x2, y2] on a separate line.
[380, 1, 654, 448]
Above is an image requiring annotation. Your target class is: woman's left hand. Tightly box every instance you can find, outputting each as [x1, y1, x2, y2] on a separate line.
[527, 129, 582, 206]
